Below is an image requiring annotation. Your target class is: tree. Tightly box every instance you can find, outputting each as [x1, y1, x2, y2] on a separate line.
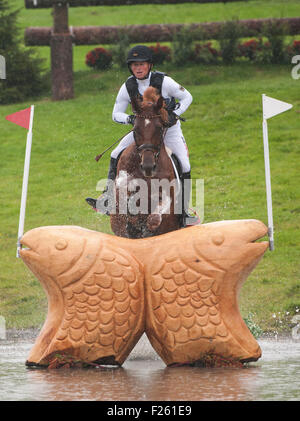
[0, 0, 47, 104]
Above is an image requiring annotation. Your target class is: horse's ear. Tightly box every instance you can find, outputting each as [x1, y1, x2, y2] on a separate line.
[156, 96, 164, 112]
[131, 95, 141, 113]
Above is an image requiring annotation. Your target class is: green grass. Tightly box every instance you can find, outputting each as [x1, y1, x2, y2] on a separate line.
[0, 0, 299, 332]
[12, 0, 300, 29]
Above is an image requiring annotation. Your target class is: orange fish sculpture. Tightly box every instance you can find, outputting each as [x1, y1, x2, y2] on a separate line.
[20, 219, 268, 367]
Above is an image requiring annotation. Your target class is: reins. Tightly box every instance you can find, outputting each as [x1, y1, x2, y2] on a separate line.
[95, 103, 170, 163]
[135, 114, 161, 119]
[94, 116, 164, 162]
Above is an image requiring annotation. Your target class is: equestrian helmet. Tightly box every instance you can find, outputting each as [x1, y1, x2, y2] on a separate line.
[126, 45, 153, 64]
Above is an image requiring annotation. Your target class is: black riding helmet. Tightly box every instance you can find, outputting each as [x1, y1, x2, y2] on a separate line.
[126, 45, 153, 64]
[127, 45, 153, 77]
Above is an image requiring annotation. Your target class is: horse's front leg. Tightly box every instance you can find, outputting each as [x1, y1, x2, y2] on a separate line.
[147, 194, 172, 232]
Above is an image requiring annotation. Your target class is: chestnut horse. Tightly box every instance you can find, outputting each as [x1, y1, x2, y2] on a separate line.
[110, 87, 182, 238]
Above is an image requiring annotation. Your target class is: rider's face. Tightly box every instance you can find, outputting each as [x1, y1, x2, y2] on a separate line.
[130, 62, 151, 79]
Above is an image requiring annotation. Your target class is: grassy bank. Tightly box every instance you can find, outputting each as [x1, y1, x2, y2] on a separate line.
[1, 63, 299, 332]
[0, 0, 299, 333]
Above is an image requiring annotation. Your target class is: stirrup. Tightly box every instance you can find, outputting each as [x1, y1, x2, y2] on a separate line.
[183, 209, 201, 227]
[86, 197, 97, 209]
[85, 195, 110, 216]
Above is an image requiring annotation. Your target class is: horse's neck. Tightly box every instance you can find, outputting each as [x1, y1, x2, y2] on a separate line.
[118, 143, 174, 176]
[118, 144, 141, 173]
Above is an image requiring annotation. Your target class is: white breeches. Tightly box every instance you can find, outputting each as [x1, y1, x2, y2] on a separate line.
[111, 122, 191, 173]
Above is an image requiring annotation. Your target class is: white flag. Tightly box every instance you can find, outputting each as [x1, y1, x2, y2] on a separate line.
[262, 94, 293, 120]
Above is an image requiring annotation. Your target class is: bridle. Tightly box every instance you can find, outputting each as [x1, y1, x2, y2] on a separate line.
[133, 113, 167, 162]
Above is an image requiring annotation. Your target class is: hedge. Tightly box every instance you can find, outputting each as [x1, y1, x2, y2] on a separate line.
[25, 18, 300, 46]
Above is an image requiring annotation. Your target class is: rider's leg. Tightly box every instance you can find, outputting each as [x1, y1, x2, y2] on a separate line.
[163, 123, 190, 171]
[181, 171, 201, 227]
[163, 125, 199, 226]
[104, 131, 135, 189]
[85, 156, 118, 212]
[110, 131, 135, 160]
[86, 132, 135, 213]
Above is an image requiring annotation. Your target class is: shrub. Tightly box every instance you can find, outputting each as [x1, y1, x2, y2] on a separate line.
[255, 41, 273, 63]
[262, 21, 289, 64]
[0, 0, 47, 104]
[193, 42, 219, 64]
[218, 20, 241, 64]
[149, 43, 171, 65]
[238, 36, 297, 64]
[171, 27, 195, 66]
[111, 32, 131, 69]
[238, 38, 271, 63]
[238, 38, 280, 64]
[286, 40, 300, 60]
[86, 47, 112, 70]
[238, 38, 261, 61]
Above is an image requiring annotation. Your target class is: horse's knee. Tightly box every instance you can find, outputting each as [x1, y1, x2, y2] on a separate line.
[147, 214, 162, 231]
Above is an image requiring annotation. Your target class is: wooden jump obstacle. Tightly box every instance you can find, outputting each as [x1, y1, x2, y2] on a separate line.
[24, 0, 300, 101]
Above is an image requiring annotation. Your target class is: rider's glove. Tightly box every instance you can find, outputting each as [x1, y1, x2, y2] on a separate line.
[127, 115, 136, 125]
[165, 111, 179, 128]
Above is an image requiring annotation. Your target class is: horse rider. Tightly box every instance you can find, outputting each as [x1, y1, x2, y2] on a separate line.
[86, 44, 199, 226]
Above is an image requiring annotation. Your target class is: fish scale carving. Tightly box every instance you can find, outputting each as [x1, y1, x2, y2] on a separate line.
[20, 221, 269, 366]
[147, 253, 231, 364]
[22, 232, 145, 366]
[58, 246, 143, 362]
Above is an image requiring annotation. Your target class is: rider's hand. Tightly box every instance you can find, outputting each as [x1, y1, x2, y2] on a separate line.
[165, 111, 179, 127]
[127, 115, 136, 125]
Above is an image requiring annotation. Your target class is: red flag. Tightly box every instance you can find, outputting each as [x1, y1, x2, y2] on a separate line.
[5, 107, 31, 130]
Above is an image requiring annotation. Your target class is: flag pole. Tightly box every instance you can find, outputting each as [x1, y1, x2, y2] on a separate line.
[262, 95, 274, 251]
[16, 105, 34, 258]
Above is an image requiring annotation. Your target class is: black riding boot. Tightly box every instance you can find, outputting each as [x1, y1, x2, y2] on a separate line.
[181, 171, 200, 227]
[86, 157, 118, 214]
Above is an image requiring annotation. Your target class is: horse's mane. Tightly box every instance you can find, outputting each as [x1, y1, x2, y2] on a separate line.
[141, 87, 169, 124]
[142, 86, 160, 104]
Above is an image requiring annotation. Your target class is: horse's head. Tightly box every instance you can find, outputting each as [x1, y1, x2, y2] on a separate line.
[132, 87, 168, 178]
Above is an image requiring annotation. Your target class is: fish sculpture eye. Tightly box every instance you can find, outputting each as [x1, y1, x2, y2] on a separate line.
[55, 239, 68, 250]
[211, 233, 224, 246]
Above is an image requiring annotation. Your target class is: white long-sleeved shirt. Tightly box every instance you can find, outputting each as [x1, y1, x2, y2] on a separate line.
[112, 72, 192, 125]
